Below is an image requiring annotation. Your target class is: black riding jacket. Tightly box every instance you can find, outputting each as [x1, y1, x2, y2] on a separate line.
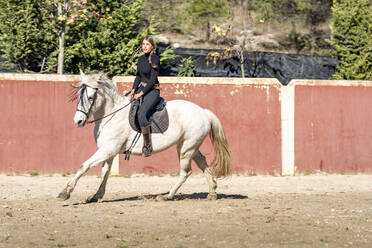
[132, 53, 160, 95]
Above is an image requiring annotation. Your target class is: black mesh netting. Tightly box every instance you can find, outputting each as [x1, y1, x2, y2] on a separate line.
[0, 46, 338, 84]
[158, 45, 338, 85]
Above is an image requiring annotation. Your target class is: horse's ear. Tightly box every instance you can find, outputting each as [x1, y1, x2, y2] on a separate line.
[79, 69, 85, 76]
[97, 71, 107, 82]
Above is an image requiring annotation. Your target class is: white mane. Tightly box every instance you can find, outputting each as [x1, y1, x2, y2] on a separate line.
[76, 72, 125, 102]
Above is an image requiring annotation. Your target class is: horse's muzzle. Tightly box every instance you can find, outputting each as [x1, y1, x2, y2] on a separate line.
[74, 112, 87, 127]
[75, 119, 86, 127]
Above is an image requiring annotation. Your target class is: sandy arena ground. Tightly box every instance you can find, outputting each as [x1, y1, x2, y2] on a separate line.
[1, 173, 372, 248]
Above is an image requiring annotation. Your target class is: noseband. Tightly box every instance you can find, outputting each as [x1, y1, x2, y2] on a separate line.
[76, 85, 98, 118]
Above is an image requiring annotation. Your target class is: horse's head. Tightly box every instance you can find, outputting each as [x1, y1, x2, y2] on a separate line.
[72, 70, 108, 127]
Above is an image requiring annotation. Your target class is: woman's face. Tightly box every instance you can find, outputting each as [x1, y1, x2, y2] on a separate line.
[142, 39, 153, 54]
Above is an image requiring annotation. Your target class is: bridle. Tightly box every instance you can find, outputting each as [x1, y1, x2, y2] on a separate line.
[76, 84, 98, 119]
[76, 84, 135, 124]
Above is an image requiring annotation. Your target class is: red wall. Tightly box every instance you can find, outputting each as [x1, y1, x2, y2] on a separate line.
[3, 75, 371, 175]
[294, 81, 372, 173]
[0, 76, 99, 175]
[0, 75, 282, 175]
[116, 77, 282, 175]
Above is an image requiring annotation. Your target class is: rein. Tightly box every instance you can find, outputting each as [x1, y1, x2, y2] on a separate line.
[87, 99, 135, 124]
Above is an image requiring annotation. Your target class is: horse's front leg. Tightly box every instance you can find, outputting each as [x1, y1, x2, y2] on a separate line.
[86, 157, 113, 203]
[57, 148, 114, 200]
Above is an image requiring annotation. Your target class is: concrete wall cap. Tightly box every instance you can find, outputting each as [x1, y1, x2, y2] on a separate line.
[0, 73, 80, 82]
[113, 76, 282, 86]
[287, 79, 372, 87]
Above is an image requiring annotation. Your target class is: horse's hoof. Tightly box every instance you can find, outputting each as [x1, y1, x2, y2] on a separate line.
[57, 191, 70, 201]
[207, 193, 217, 200]
[85, 195, 99, 203]
[155, 195, 171, 201]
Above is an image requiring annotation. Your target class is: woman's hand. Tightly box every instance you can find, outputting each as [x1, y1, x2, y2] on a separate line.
[133, 91, 144, 99]
[125, 89, 135, 98]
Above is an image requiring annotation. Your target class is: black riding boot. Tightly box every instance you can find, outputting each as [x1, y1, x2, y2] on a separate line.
[141, 125, 152, 157]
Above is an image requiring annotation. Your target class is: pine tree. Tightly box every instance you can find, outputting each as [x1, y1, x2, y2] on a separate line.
[0, 0, 50, 72]
[328, 0, 372, 80]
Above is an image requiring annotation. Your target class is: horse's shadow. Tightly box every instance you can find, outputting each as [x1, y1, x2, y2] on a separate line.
[104, 192, 248, 203]
[62, 192, 248, 206]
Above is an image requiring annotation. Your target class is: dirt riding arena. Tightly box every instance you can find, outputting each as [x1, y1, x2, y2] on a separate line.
[1, 174, 372, 248]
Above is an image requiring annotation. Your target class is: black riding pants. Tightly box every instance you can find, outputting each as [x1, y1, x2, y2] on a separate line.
[137, 89, 160, 127]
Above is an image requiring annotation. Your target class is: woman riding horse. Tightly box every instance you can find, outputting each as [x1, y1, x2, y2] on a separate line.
[127, 36, 160, 157]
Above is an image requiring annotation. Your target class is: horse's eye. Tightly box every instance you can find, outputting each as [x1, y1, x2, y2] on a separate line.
[88, 96, 94, 101]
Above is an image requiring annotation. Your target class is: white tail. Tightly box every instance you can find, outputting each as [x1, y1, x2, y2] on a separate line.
[205, 109, 232, 178]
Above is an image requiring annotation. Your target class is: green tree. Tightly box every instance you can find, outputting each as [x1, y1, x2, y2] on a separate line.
[0, 0, 50, 72]
[48, 0, 156, 75]
[328, 0, 372, 80]
[187, 0, 230, 41]
[0, 0, 154, 75]
[41, 0, 113, 74]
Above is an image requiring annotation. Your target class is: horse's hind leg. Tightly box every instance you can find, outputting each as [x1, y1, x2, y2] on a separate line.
[86, 157, 113, 203]
[165, 144, 194, 200]
[166, 158, 192, 200]
[193, 150, 217, 200]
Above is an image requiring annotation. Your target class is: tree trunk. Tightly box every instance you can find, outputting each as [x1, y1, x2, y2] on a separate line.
[206, 21, 210, 41]
[40, 44, 49, 73]
[240, 51, 245, 78]
[57, 2, 65, 75]
[241, 0, 246, 30]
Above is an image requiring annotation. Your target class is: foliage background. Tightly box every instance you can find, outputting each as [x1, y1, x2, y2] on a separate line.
[0, 0, 370, 80]
[328, 0, 371, 80]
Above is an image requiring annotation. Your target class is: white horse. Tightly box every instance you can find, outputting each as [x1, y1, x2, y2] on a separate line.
[58, 71, 231, 202]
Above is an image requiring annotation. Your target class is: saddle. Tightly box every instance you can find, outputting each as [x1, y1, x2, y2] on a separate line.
[129, 97, 169, 134]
